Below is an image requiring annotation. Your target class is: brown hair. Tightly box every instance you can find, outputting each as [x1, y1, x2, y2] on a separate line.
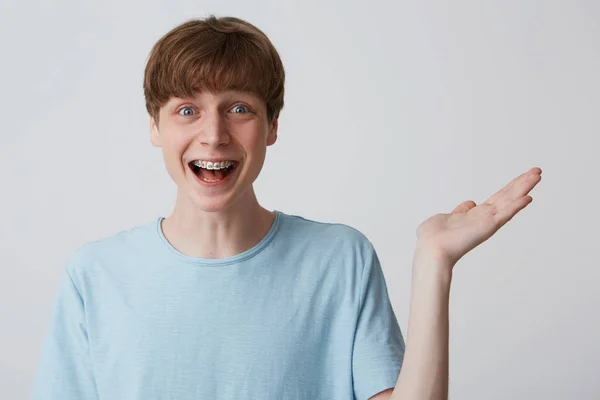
[143, 15, 285, 123]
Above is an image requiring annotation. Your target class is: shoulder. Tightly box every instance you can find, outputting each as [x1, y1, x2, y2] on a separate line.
[276, 210, 376, 260]
[65, 218, 158, 282]
[278, 210, 369, 240]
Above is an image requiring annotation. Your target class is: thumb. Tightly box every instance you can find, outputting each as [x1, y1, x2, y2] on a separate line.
[452, 200, 476, 214]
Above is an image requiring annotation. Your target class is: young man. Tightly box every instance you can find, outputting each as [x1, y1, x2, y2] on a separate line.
[31, 16, 542, 400]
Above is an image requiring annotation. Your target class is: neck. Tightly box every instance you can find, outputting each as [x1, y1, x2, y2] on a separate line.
[160, 187, 275, 259]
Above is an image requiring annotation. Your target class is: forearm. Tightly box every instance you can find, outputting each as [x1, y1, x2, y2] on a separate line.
[390, 245, 453, 400]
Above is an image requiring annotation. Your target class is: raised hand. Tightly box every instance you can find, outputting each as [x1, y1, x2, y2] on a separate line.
[415, 167, 542, 267]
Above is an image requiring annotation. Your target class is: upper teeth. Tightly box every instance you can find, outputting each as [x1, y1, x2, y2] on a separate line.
[192, 160, 235, 170]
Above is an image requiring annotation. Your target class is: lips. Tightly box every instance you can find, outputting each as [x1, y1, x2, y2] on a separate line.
[188, 160, 239, 185]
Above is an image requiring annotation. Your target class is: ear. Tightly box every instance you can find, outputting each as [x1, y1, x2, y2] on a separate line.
[150, 116, 162, 147]
[266, 117, 278, 147]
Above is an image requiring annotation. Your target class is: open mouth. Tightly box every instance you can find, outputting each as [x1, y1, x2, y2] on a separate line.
[188, 160, 238, 183]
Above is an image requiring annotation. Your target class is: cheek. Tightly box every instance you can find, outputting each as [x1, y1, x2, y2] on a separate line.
[244, 139, 267, 162]
[240, 127, 269, 155]
[160, 137, 190, 174]
[162, 132, 190, 156]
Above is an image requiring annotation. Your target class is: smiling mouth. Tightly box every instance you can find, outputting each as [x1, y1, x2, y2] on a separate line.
[188, 160, 238, 183]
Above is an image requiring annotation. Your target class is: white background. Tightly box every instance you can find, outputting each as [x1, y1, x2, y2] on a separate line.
[1, 0, 598, 399]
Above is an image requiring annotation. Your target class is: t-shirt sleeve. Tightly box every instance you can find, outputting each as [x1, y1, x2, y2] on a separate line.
[31, 267, 98, 400]
[351, 243, 405, 400]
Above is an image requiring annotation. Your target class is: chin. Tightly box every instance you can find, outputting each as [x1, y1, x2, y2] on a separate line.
[176, 162, 258, 214]
[184, 190, 236, 213]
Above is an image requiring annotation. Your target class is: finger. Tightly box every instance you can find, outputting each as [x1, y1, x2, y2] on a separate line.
[452, 200, 476, 214]
[485, 167, 542, 205]
[486, 168, 537, 203]
[499, 170, 541, 209]
[496, 195, 534, 225]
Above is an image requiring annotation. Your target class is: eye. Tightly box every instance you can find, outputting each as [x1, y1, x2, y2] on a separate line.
[178, 107, 196, 116]
[230, 104, 250, 114]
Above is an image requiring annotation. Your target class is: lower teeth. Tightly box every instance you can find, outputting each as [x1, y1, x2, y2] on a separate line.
[200, 177, 222, 183]
[192, 163, 235, 183]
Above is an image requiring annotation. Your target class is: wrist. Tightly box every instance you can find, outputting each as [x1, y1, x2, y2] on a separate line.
[413, 242, 454, 286]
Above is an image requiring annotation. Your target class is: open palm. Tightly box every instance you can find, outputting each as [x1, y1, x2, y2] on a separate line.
[417, 167, 542, 266]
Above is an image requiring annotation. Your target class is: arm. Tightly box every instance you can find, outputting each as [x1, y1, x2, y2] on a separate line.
[368, 247, 451, 400]
[31, 268, 98, 400]
[373, 167, 542, 400]
[388, 247, 453, 400]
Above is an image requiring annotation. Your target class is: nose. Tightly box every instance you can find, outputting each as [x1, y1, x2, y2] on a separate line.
[195, 111, 230, 148]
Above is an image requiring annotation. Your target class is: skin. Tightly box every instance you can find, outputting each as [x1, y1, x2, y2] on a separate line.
[151, 89, 543, 399]
[149, 90, 278, 259]
[372, 167, 543, 400]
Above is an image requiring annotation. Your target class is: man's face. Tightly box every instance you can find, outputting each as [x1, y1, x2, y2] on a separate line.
[150, 90, 278, 212]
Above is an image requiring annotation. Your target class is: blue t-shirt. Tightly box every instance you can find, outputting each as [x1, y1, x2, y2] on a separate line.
[31, 211, 405, 400]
